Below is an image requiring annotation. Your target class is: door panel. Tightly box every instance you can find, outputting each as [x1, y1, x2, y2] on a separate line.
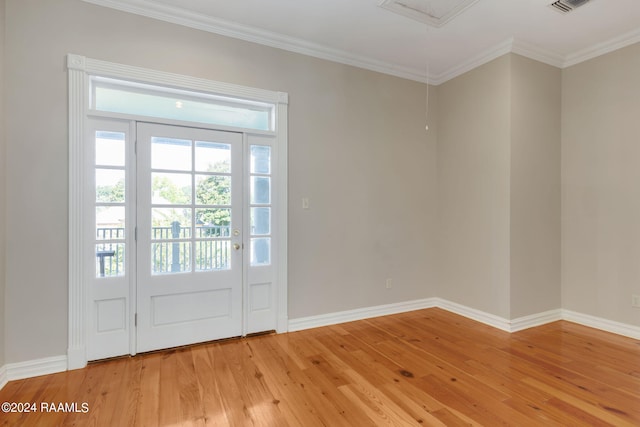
[136, 123, 243, 352]
[86, 118, 135, 361]
[245, 134, 278, 334]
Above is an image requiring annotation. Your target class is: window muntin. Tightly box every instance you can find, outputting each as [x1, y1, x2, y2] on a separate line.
[249, 145, 272, 266]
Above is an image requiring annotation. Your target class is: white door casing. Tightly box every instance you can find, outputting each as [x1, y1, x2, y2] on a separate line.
[68, 54, 288, 368]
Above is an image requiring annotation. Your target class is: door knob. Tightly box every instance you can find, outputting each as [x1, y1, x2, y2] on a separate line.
[233, 243, 241, 250]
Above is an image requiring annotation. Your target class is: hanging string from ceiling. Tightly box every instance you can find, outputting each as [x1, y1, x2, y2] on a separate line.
[425, 63, 430, 131]
[425, 25, 430, 132]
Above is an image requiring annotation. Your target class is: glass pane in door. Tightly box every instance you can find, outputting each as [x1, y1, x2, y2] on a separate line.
[94, 130, 127, 278]
[96, 131, 125, 167]
[195, 175, 231, 205]
[152, 241, 192, 274]
[249, 144, 272, 266]
[151, 137, 192, 170]
[250, 145, 271, 174]
[195, 141, 231, 173]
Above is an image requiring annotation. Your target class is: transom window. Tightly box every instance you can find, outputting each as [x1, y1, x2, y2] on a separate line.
[90, 76, 274, 131]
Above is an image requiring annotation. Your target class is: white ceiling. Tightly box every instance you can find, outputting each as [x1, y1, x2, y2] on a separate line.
[82, 0, 640, 84]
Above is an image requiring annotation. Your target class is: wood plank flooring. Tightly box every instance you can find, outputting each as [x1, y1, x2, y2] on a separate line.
[1, 308, 639, 426]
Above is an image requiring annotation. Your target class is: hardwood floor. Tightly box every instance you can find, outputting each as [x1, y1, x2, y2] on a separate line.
[1, 308, 639, 426]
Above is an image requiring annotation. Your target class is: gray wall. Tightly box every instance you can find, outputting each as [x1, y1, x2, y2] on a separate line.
[436, 55, 512, 318]
[562, 43, 640, 326]
[510, 55, 561, 318]
[436, 54, 562, 319]
[3, 0, 438, 363]
[0, 0, 6, 368]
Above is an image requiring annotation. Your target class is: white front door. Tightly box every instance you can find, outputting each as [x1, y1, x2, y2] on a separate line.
[86, 118, 280, 360]
[136, 123, 244, 352]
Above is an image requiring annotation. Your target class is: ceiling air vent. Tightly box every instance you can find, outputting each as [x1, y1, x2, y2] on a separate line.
[549, 0, 593, 14]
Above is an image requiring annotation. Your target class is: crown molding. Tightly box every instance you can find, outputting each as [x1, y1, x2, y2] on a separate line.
[80, 0, 429, 83]
[431, 38, 568, 85]
[430, 38, 514, 85]
[81, 0, 640, 86]
[511, 39, 565, 68]
[563, 27, 640, 68]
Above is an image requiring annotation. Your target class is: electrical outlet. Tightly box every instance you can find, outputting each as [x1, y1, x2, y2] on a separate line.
[632, 295, 640, 308]
[386, 279, 393, 289]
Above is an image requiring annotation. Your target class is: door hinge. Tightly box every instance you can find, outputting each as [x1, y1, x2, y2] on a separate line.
[135, 226, 138, 241]
[134, 313, 138, 327]
[134, 139, 137, 155]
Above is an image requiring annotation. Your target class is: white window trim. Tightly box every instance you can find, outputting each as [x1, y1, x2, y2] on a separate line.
[67, 54, 289, 370]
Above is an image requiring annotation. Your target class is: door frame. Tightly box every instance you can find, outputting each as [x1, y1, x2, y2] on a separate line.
[67, 54, 289, 370]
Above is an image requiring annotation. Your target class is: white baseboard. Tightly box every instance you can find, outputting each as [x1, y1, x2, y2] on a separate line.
[425, 300, 564, 333]
[287, 298, 639, 341]
[511, 309, 564, 332]
[562, 310, 640, 340]
[4, 355, 67, 383]
[433, 302, 565, 333]
[288, 298, 438, 332]
[288, 298, 565, 334]
[0, 364, 7, 390]
[434, 298, 513, 332]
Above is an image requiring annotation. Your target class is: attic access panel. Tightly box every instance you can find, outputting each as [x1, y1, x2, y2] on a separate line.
[378, 0, 481, 27]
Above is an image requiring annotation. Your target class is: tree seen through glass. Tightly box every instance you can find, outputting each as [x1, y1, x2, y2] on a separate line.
[97, 140, 234, 274]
